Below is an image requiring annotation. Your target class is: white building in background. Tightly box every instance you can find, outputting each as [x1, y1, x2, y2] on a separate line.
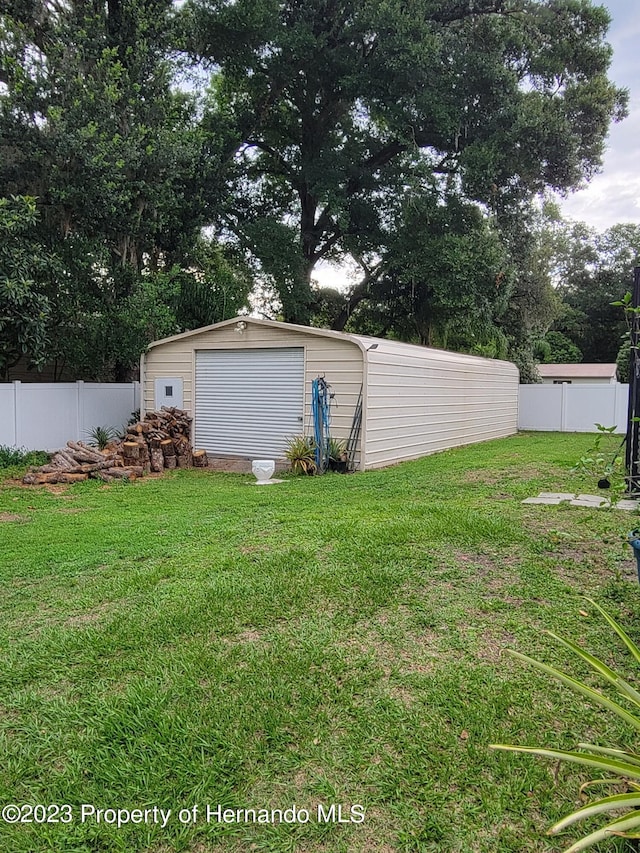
[537, 364, 618, 385]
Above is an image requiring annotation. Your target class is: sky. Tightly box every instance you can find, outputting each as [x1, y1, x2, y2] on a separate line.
[315, 1, 638, 290]
[557, 0, 640, 231]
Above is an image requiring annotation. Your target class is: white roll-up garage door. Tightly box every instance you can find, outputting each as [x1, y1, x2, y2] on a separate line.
[194, 348, 305, 457]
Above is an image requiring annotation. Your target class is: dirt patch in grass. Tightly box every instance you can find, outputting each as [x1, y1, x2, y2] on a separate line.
[341, 613, 441, 685]
[0, 512, 28, 522]
[65, 602, 116, 627]
[462, 461, 563, 488]
[237, 628, 263, 642]
[431, 549, 521, 597]
[0, 703, 22, 725]
[7, 477, 79, 495]
[352, 806, 412, 853]
[238, 544, 272, 556]
[218, 627, 265, 645]
[453, 548, 504, 570]
[504, 462, 565, 480]
[34, 679, 76, 701]
[462, 470, 501, 485]
[387, 684, 417, 706]
[475, 629, 517, 664]
[522, 513, 630, 584]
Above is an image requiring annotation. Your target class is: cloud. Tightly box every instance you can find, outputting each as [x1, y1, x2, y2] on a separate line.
[558, 2, 640, 231]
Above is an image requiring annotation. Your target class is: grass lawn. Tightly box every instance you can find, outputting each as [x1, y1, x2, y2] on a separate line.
[1, 431, 639, 853]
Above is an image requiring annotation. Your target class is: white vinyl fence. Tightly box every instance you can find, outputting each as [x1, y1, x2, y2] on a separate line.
[0, 382, 140, 451]
[518, 383, 629, 433]
[2, 379, 626, 450]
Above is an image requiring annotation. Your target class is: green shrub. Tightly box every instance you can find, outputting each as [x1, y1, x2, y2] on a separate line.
[572, 424, 627, 503]
[0, 445, 49, 469]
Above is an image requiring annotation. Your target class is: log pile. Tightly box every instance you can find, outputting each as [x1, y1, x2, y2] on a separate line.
[122, 407, 197, 473]
[22, 441, 125, 485]
[22, 406, 209, 485]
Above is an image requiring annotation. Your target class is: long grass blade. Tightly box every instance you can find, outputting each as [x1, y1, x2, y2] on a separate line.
[547, 631, 640, 708]
[579, 778, 629, 794]
[563, 810, 640, 852]
[586, 599, 640, 666]
[576, 744, 640, 768]
[489, 745, 640, 781]
[505, 650, 640, 733]
[549, 793, 640, 833]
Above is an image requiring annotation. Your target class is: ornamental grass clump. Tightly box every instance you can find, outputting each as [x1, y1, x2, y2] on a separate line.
[86, 425, 119, 450]
[492, 600, 640, 852]
[283, 435, 317, 475]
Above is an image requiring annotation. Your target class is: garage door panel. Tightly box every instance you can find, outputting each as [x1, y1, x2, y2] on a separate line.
[195, 348, 304, 456]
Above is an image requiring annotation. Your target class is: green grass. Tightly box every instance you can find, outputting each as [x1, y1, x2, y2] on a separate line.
[0, 432, 639, 852]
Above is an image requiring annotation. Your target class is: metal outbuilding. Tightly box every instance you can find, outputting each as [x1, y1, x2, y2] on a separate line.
[142, 317, 519, 470]
[536, 363, 618, 385]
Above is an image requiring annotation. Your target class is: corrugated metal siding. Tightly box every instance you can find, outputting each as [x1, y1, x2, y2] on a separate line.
[195, 348, 304, 457]
[363, 348, 518, 469]
[143, 344, 193, 411]
[143, 320, 520, 470]
[143, 322, 365, 465]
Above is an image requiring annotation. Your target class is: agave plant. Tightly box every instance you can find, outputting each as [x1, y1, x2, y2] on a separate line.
[283, 435, 317, 475]
[86, 425, 119, 450]
[491, 600, 640, 852]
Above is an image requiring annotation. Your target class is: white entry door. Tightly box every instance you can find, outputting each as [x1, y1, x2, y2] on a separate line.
[194, 348, 305, 456]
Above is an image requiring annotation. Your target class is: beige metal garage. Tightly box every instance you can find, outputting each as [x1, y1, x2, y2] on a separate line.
[141, 317, 519, 470]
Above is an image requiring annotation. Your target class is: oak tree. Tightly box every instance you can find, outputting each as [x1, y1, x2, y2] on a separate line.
[189, 0, 627, 339]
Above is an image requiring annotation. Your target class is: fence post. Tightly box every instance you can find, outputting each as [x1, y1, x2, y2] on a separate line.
[626, 266, 640, 492]
[76, 380, 85, 441]
[560, 382, 567, 432]
[616, 383, 626, 431]
[13, 381, 20, 447]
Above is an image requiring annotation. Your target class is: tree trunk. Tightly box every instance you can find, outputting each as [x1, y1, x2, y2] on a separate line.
[122, 441, 140, 461]
[193, 449, 208, 468]
[150, 447, 164, 472]
[331, 278, 371, 331]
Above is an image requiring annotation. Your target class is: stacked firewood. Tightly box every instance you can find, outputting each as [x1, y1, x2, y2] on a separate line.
[121, 407, 208, 472]
[22, 406, 209, 485]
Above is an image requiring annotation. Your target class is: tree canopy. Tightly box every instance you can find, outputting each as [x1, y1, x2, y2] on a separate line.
[189, 0, 626, 330]
[0, 0, 629, 379]
[547, 222, 640, 365]
[0, 0, 249, 379]
[0, 196, 51, 379]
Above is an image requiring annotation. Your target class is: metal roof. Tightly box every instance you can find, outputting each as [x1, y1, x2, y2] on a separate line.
[537, 363, 617, 378]
[147, 316, 517, 370]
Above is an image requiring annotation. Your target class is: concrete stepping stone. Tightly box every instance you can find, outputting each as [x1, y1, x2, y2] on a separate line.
[616, 499, 640, 510]
[570, 495, 610, 508]
[538, 492, 575, 501]
[522, 491, 640, 510]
